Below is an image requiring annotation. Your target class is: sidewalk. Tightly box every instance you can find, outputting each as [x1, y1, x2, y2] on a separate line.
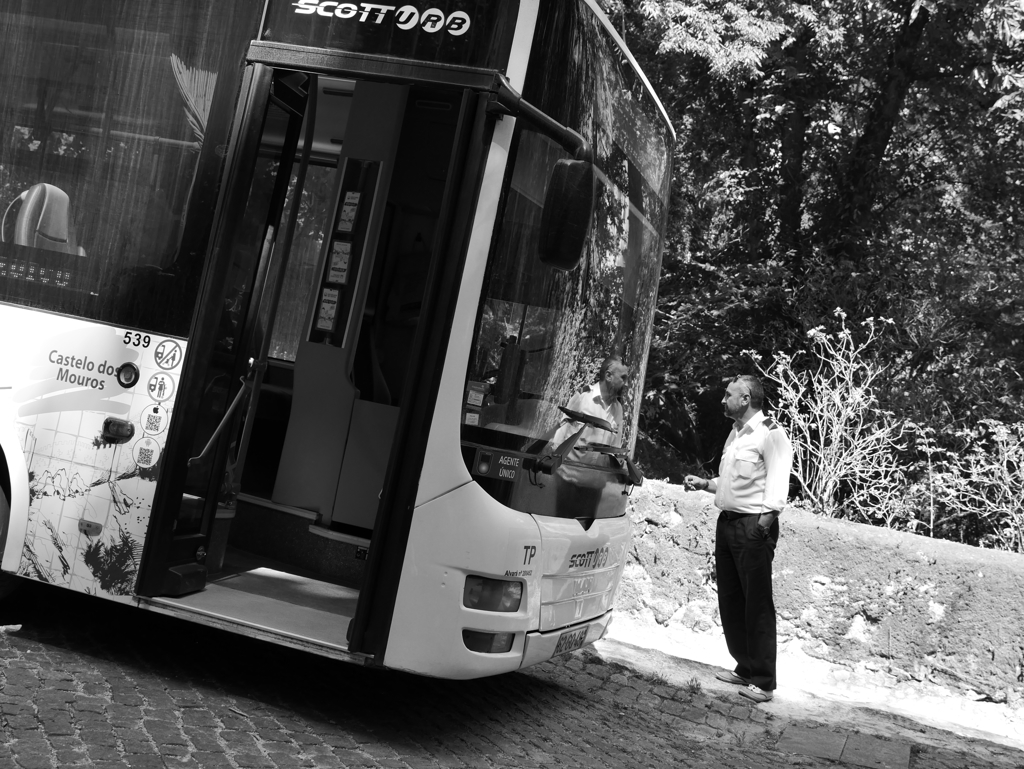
[591, 616, 1024, 769]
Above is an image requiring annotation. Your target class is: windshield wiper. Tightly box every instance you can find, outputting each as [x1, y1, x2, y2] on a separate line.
[525, 406, 644, 487]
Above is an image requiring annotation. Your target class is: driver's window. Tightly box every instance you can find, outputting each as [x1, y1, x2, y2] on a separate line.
[468, 299, 559, 441]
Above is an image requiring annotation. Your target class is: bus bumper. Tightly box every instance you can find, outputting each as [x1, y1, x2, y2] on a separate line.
[521, 610, 613, 669]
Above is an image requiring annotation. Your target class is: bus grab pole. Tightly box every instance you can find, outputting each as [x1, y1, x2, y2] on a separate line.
[187, 374, 252, 467]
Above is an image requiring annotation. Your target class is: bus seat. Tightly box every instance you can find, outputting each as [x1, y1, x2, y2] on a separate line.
[1, 183, 86, 256]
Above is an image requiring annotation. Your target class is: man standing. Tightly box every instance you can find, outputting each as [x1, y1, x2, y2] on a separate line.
[684, 375, 792, 703]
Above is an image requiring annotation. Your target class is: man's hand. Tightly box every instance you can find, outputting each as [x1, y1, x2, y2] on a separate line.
[684, 475, 708, 491]
[757, 511, 778, 529]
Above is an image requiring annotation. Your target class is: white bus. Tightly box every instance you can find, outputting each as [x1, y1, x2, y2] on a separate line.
[0, 0, 673, 678]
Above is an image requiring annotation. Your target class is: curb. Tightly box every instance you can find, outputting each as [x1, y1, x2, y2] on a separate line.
[589, 637, 1024, 768]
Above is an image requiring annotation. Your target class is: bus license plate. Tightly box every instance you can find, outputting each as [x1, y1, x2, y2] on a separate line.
[553, 626, 589, 656]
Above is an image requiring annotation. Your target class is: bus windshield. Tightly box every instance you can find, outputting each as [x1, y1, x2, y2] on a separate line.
[461, 1, 671, 518]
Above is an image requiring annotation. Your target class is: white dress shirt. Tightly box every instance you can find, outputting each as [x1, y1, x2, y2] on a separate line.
[713, 411, 793, 515]
[551, 382, 623, 449]
[551, 382, 624, 490]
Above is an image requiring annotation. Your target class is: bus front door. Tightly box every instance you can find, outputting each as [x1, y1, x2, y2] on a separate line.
[136, 64, 313, 597]
[137, 63, 473, 657]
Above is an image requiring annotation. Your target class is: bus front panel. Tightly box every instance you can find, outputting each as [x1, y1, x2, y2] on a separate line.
[382, 481, 630, 679]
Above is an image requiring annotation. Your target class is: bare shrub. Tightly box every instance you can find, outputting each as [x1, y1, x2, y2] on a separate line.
[911, 420, 1024, 550]
[748, 309, 910, 524]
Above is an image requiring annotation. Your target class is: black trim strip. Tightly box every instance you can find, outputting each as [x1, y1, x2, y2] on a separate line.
[136, 65, 275, 596]
[247, 41, 502, 91]
[228, 73, 315, 490]
[347, 92, 493, 658]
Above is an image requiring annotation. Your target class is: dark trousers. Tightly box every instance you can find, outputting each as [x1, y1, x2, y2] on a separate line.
[715, 511, 779, 691]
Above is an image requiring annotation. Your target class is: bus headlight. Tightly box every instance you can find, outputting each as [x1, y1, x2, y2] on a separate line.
[463, 576, 523, 612]
[462, 630, 515, 654]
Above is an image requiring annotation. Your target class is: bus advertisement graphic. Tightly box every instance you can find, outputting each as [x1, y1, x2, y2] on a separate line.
[0, 305, 186, 599]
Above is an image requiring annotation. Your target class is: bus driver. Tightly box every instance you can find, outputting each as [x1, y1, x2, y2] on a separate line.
[549, 356, 628, 518]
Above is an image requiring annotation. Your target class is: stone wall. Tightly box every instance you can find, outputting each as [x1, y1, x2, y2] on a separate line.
[618, 480, 1024, 706]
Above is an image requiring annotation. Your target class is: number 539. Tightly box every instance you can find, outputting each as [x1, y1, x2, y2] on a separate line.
[123, 332, 151, 348]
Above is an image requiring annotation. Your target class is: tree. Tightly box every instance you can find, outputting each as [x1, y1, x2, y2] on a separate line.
[602, 0, 1024, 486]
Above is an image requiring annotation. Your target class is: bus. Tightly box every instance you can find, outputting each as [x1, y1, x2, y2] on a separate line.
[0, 0, 673, 679]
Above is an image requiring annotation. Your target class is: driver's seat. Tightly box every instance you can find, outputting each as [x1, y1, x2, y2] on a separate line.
[2, 183, 86, 256]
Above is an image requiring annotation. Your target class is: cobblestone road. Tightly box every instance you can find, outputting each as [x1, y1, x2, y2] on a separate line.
[0, 582, 1020, 769]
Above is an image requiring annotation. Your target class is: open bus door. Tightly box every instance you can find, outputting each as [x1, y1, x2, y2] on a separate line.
[134, 54, 488, 661]
[135, 64, 312, 599]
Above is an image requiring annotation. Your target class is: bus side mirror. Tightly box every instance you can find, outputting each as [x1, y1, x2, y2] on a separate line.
[538, 159, 595, 271]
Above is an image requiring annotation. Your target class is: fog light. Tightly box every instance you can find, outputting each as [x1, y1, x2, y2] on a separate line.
[462, 629, 515, 653]
[463, 576, 522, 612]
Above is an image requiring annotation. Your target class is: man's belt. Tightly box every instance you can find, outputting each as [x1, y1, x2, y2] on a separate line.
[721, 510, 751, 521]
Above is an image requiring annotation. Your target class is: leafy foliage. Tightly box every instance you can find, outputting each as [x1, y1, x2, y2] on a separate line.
[910, 420, 1024, 549]
[599, 0, 1024, 548]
